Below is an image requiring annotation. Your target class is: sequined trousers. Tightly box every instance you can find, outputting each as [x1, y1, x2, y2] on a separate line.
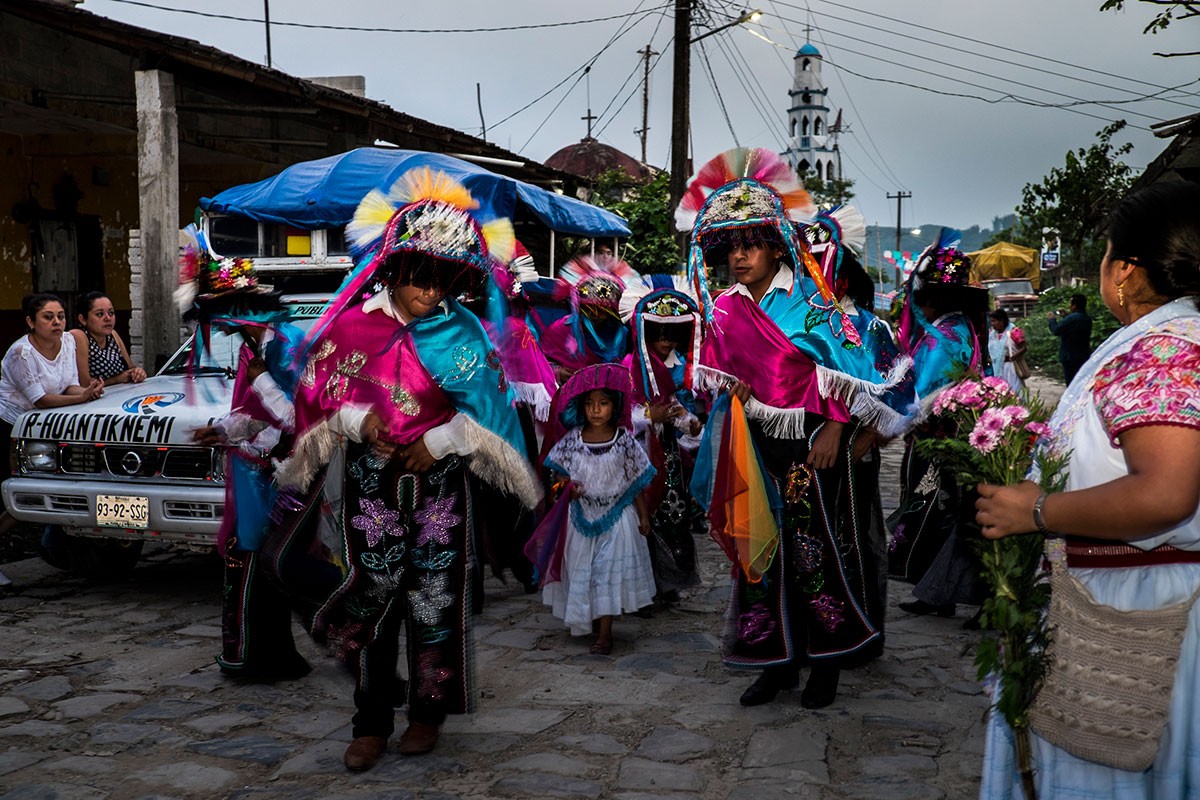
[723, 418, 888, 669]
[273, 441, 474, 738]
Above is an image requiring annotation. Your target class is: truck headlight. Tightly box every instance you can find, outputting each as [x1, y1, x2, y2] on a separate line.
[21, 441, 58, 472]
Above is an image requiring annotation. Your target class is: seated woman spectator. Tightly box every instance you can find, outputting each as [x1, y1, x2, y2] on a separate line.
[0, 293, 104, 585]
[70, 291, 147, 385]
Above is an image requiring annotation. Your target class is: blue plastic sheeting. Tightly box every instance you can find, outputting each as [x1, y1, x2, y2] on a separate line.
[200, 148, 630, 238]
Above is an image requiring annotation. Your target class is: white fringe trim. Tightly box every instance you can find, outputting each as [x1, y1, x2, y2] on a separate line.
[509, 381, 553, 423]
[459, 415, 543, 509]
[275, 421, 341, 491]
[695, 359, 916, 440]
[694, 366, 809, 439]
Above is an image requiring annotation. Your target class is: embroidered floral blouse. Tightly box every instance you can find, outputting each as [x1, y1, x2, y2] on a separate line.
[1092, 333, 1200, 446]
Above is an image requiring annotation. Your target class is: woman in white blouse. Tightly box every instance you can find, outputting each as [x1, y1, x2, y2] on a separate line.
[0, 293, 104, 471]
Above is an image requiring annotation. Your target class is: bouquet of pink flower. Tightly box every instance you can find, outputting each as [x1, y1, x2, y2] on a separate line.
[918, 376, 1067, 800]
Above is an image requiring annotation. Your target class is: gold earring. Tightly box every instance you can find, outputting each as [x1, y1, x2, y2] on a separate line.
[1116, 282, 1125, 308]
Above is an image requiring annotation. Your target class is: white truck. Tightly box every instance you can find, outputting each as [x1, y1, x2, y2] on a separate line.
[1, 295, 327, 576]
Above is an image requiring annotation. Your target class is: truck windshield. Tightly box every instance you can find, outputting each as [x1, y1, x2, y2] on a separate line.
[987, 280, 1034, 295]
[160, 316, 319, 375]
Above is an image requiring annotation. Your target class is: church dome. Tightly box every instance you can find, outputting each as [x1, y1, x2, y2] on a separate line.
[544, 138, 653, 182]
[796, 42, 821, 57]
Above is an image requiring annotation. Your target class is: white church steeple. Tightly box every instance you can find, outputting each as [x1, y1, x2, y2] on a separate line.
[783, 40, 841, 183]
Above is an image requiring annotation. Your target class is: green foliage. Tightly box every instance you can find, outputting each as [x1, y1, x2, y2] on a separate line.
[915, 379, 1068, 791]
[1100, 0, 1197, 35]
[1015, 283, 1120, 378]
[799, 169, 855, 208]
[588, 169, 681, 274]
[1016, 122, 1134, 279]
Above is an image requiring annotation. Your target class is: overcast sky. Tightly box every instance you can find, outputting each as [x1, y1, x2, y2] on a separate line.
[87, 0, 1200, 233]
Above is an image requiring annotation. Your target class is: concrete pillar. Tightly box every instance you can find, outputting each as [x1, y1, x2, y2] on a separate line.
[134, 69, 180, 373]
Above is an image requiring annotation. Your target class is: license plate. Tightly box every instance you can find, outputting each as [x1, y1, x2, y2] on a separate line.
[95, 495, 150, 529]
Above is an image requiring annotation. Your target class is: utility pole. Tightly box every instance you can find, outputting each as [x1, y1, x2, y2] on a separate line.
[636, 44, 658, 164]
[669, 0, 693, 222]
[476, 83, 487, 141]
[263, 0, 273, 68]
[887, 190, 911, 290]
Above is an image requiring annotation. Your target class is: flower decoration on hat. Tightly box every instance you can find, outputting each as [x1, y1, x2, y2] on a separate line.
[176, 224, 282, 324]
[675, 147, 835, 323]
[897, 228, 987, 372]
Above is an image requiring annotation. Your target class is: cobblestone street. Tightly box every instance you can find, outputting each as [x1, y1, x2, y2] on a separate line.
[0, 378, 1064, 800]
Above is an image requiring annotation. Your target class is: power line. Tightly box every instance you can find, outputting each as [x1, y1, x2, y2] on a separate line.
[697, 39, 740, 145]
[768, 14, 1183, 123]
[706, 27, 789, 150]
[594, 6, 670, 129]
[494, 1, 654, 133]
[751, 20, 1154, 132]
[99, 0, 673, 34]
[773, 0, 1200, 99]
[780, 1, 908, 188]
[595, 38, 672, 140]
[770, 5, 1200, 111]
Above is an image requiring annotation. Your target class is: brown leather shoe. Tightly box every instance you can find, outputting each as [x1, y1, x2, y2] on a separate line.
[343, 735, 387, 772]
[397, 721, 440, 755]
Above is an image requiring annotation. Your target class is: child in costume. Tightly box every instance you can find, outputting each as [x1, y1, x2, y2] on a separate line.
[540, 363, 657, 655]
[178, 227, 310, 682]
[619, 275, 704, 603]
[272, 169, 541, 771]
[887, 230, 991, 624]
[680, 148, 911, 710]
[538, 255, 638, 380]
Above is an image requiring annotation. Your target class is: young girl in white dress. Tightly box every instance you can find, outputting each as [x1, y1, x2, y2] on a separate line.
[541, 364, 657, 655]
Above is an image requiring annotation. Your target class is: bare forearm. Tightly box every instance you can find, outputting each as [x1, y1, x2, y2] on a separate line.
[1043, 476, 1200, 541]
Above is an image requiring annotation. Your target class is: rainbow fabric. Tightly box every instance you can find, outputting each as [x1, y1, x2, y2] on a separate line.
[693, 393, 780, 583]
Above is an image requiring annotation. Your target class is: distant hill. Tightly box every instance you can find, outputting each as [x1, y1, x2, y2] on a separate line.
[863, 215, 1017, 269]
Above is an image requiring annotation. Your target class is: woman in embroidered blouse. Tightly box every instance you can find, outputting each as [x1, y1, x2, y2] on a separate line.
[69, 291, 146, 385]
[976, 181, 1200, 798]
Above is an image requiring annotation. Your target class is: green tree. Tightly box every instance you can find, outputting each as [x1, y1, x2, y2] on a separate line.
[1016, 283, 1120, 378]
[1015, 121, 1133, 279]
[799, 170, 855, 209]
[1101, 0, 1198, 40]
[588, 169, 680, 273]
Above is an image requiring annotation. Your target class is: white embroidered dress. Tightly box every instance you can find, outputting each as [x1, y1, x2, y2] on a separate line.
[542, 427, 657, 635]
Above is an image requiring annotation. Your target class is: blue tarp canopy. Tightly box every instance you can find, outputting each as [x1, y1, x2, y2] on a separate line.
[199, 148, 630, 238]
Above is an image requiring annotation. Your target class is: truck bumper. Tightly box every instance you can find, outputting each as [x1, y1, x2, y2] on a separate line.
[2, 478, 224, 547]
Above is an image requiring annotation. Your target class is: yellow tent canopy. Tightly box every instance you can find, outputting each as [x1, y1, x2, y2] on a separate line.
[967, 241, 1041, 290]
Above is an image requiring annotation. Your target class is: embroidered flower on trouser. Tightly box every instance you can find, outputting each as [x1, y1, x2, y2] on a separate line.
[352, 497, 405, 548]
[810, 593, 845, 632]
[408, 572, 455, 626]
[414, 495, 461, 547]
[417, 650, 453, 702]
[739, 602, 776, 645]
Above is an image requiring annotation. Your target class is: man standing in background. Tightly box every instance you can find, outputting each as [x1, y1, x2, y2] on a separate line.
[1048, 293, 1092, 383]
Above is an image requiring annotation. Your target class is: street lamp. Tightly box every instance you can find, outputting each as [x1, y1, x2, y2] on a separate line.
[689, 9, 763, 44]
[669, 6, 765, 244]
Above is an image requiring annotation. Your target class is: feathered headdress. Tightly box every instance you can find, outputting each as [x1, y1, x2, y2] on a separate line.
[674, 147, 825, 322]
[302, 168, 514, 357]
[619, 274, 702, 401]
[800, 204, 867, 296]
[556, 254, 640, 319]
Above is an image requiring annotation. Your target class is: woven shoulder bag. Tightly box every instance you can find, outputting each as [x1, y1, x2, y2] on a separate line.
[1029, 561, 1200, 772]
